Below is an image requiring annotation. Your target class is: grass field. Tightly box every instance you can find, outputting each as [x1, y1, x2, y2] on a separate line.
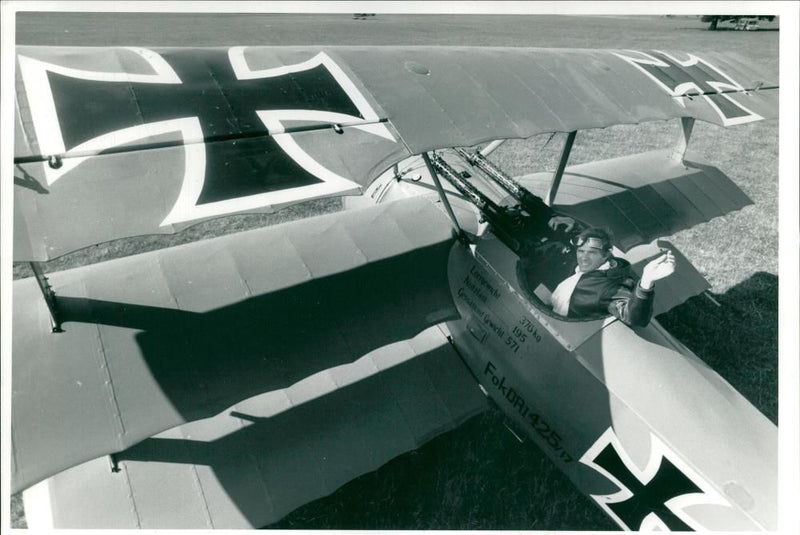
[9, 11, 780, 530]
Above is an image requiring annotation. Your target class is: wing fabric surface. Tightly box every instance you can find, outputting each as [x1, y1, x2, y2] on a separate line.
[11, 197, 459, 493]
[13, 46, 406, 261]
[24, 326, 487, 529]
[342, 47, 777, 151]
[573, 320, 777, 530]
[516, 148, 754, 252]
[14, 46, 777, 261]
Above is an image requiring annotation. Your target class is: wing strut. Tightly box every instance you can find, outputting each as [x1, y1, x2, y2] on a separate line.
[545, 130, 577, 206]
[671, 117, 695, 163]
[422, 152, 470, 245]
[29, 262, 63, 333]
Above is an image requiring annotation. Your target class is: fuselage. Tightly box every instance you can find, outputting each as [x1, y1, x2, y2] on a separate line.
[346, 151, 777, 531]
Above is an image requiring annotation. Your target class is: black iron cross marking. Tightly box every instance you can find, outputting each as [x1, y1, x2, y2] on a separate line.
[617, 51, 760, 125]
[45, 49, 363, 207]
[591, 439, 701, 530]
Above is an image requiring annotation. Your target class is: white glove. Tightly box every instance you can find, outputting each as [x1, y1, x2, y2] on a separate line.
[548, 216, 575, 232]
[640, 250, 676, 289]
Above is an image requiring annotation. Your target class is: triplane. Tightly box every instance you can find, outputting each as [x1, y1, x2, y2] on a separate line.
[11, 45, 777, 530]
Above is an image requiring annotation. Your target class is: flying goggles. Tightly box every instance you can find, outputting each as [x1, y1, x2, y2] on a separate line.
[571, 236, 610, 251]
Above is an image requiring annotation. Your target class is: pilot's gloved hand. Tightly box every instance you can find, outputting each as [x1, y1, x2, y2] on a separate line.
[640, 250, 676, 289]
[548, 216, 575, 233]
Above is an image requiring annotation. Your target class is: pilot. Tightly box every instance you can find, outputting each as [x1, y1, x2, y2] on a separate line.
[548, 228, 676, 326]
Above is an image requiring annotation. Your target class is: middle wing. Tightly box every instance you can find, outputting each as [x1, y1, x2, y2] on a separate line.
[545, 149, 754, 252]
[11, 196, 465, 494]
[504, 146, 753, 253]
[511, 148, 754, 315]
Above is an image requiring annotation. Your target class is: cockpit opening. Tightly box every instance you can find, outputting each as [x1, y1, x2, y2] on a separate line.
[513, 218, 615, 323]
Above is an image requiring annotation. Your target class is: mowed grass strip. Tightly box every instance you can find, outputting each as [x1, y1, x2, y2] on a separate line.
[11, 13, 778, 530]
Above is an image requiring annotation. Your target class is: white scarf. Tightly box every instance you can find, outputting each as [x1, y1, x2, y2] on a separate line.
[550, 261, 611, 316]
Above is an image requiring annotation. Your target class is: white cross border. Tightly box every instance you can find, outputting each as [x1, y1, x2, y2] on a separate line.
[580, 426, 735, 531]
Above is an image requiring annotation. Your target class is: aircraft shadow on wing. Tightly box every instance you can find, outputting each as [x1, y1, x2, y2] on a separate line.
[13, 164, 49, 194]
[53, 241, 457, 420]
[108, 341, 482, 528]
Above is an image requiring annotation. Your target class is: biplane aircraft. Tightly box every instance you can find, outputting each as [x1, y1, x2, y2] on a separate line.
[11, 45, 778, 530]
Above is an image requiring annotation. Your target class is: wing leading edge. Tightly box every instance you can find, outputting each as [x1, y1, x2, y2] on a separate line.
[14, 46, 777, 261]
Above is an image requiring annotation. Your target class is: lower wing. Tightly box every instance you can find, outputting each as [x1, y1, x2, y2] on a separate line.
[23, 325, 486, 528]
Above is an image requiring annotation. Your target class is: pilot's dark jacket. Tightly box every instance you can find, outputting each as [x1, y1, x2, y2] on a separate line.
[567, 256, 654, 327]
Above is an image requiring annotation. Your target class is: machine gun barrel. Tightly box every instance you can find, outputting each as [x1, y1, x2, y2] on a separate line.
[455, 148, 545, 216]
[429, 153, 522, 252]
[429, 153, 487, 210]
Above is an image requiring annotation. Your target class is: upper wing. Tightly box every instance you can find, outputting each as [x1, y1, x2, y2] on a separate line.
[14, 46, 777, 260]
[13, 47, 407, 260]
[11, 196, 463, 493]
[345, 47, 777, 149]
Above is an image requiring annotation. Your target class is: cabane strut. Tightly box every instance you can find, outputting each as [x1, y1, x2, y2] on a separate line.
[422, 152, 470, 245]
[545, 130, 577, 207]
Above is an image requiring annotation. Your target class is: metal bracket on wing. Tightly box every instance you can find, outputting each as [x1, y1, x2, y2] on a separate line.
[29, 261, 63, 333]
[108, 454, 121, 474]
